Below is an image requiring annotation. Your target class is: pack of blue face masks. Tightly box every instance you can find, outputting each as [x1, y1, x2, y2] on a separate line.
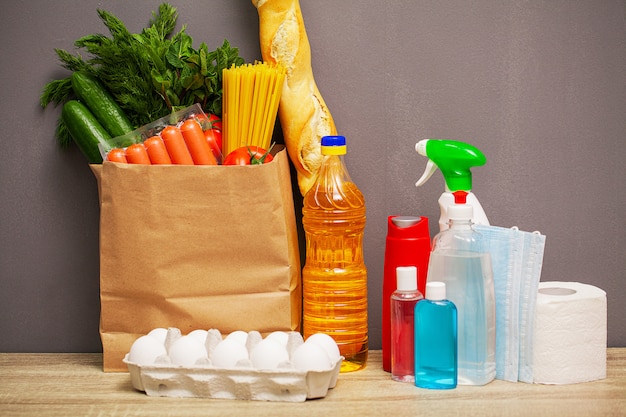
[473, 224, 546, 383]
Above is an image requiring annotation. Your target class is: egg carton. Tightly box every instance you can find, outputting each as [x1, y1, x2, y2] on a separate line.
[124, 328, 343, 402]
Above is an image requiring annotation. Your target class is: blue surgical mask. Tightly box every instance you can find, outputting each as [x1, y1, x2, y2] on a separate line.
[473, 225, 546, 383]
[516, 229, 546, 383]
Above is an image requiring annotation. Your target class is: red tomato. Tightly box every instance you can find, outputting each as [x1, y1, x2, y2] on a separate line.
[204, 128, 222, 160]
[223, 146, 274, 165]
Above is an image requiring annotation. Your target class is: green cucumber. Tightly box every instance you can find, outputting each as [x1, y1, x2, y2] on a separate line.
[62, 100, 112, 163]
[70, 71, 134, 137]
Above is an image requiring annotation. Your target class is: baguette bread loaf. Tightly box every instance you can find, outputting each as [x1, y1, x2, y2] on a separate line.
[252, 0, 337, 195]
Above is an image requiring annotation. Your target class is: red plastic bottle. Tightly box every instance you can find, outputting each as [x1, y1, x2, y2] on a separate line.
[382, 215, 431, 372]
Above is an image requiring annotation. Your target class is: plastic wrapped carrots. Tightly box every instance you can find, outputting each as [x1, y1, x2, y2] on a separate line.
[104, 116, 221, 166]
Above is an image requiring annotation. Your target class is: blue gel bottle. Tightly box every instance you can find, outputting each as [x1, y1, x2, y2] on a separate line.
[414, 281, 457, 389]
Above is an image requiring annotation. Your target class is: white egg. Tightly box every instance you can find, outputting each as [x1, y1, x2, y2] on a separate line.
[211, 339, 249, 368]
[250, 338, 290, 369]
[266, 331, 289, 347]
[168, 335, 208, 367]
[188, 329, 209, 344]
[147, 328, 168, 345]
[306, 333, 341, 363]
[128, 335, 167, 365]
[225, 330, 249, 345]
[292, 341, 333, 371]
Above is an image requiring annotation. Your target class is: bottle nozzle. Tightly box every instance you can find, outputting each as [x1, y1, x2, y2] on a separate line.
[415, 140, 428, 156]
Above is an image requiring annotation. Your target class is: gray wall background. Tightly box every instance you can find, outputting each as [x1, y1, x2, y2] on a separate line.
[1, 1, 624, 352]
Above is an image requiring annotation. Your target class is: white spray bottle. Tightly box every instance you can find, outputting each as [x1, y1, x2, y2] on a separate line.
[415, 139, 490, 231]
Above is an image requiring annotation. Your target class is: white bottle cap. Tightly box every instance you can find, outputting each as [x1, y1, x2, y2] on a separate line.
[447, 203, 473, 220]
[426, 281, 446, 301]
[391, 216, 422, 228]
[396, 266, 418, 291]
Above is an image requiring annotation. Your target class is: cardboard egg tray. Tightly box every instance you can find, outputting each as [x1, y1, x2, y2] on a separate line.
[124, 356, 342, 402]
[123, 328, 342, 402]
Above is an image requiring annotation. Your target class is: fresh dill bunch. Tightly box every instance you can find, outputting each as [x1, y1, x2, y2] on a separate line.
[41, 2, 246, 143]
[75, 5, 174, 127]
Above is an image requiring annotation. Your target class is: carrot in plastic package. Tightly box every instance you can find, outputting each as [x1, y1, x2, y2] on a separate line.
[160, 125, 194, 165]
[144, 135, 172, 165]
[180, 119, 218, 165]
[125, 143, 151, 164]
[106, 148, 127, 163]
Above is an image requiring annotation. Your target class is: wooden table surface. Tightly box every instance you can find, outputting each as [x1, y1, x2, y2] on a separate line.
[2, 349, 625, 417]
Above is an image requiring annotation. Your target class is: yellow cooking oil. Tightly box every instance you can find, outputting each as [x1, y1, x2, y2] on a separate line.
[302, 135, 368, 372]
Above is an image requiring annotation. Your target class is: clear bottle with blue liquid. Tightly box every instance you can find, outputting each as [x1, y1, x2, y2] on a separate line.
[414, 281, 457, 389]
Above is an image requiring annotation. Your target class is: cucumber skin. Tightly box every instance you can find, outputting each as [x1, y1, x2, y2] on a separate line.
[70, 71, 134, 138]
[62, 100, 112, 163]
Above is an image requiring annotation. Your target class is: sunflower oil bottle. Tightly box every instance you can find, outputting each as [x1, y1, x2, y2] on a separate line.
[302, 135, 368, 372]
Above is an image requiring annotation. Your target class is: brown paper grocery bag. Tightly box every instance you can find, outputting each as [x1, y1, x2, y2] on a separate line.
[91, 148, 301, 372]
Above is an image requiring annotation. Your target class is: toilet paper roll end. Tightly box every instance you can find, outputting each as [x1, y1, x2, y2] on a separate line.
[532, 281, 607, 385]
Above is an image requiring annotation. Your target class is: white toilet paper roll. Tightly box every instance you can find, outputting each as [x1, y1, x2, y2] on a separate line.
[533, 281, 606, 384]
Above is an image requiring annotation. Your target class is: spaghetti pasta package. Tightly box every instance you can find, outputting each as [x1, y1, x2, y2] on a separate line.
[222, 62, 286, 155]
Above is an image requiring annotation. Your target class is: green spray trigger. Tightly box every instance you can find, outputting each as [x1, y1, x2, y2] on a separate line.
[415, 139, 490, 230]
[415, 139, 486, 192]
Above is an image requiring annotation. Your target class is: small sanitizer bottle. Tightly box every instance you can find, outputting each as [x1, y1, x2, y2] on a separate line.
[414, 281, 457, 389]
[390, 266, 423, 382]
